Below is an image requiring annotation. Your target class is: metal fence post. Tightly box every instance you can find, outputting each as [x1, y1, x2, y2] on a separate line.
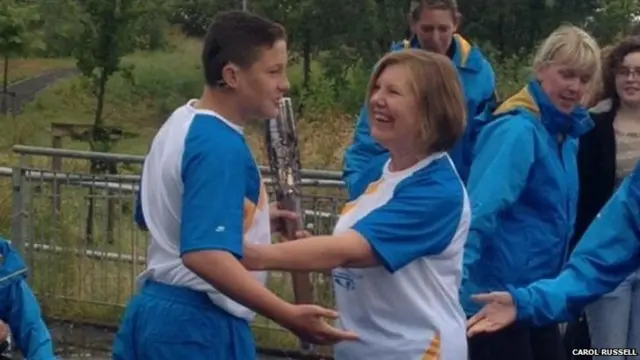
[11, 154, 29, 259]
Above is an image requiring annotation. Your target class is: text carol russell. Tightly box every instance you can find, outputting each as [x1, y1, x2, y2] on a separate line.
[572, 348, 638, 357]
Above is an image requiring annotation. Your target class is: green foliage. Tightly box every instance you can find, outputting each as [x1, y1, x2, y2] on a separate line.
[0, 0, 42, 57]
[11, 0, 640, 121]
[34, 0, 83, 57]
[170, 0, 237, 37]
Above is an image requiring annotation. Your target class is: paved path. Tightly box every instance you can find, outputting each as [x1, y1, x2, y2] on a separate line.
[1, 68, 79, 114]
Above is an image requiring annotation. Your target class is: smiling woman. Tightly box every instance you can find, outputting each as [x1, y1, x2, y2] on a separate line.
[241, 49, 471, 360]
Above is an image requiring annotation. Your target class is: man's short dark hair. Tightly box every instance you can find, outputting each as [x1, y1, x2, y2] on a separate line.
[202, 11, 286, 87]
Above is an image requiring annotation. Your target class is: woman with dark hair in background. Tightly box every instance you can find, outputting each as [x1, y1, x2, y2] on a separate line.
[569, 35, 640, 360]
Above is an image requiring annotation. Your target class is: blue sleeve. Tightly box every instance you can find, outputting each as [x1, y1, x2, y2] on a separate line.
[351, 167, 464, 273]
[342, 106, 387, 197]
[464, 117, 536, 279]
[510, 168, 640, 326]
[179, 124, 246, 258]
[1, 278, 55, 359]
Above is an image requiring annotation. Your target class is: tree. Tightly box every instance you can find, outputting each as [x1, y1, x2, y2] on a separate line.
[0, 0, 40, 114]
[72, 0, 151, 242]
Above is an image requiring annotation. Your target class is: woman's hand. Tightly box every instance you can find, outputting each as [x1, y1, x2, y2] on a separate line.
[466, 292, 517, 337]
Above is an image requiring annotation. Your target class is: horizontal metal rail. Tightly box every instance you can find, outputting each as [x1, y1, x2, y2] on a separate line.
[0, 168, 341, 223]
[0, 166, 345, 188]
[12, 145, 343, 180]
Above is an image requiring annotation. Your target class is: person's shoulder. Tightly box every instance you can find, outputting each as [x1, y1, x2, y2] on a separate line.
[348, 153, 388, 201]
[389, 38, 411, 52]
[184, 114, 248, 156]
[397, 155, 465, 204]
[481, 108, 538, 139]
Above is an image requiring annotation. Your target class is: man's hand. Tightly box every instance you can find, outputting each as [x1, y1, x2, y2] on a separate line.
[278, 304, 359, 345]
[269, 202, 299, 235]
[466, 291, 517, 337]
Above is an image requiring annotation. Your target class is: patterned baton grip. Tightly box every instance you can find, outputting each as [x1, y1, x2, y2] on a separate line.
[265, 98, 315, 352]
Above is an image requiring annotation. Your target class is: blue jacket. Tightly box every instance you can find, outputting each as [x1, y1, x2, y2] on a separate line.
[342, 34, 496, 193]
[511, 162, 640, 325]
[0, 240, 56, 359]
[460, 80, 594, 316]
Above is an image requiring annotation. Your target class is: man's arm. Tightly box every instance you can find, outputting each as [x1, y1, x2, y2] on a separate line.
[463, 118, 536, 280]
[177, 128, 297, 326]
[510, 171, 640, 326]
[342, 106, 387, 197]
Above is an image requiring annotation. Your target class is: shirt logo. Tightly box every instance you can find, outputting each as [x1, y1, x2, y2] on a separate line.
[333, 270, 362, 291]
[215, 226, 225, 232]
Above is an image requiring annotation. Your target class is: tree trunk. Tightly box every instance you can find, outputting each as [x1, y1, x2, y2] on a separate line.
[2, 54, 9, 115]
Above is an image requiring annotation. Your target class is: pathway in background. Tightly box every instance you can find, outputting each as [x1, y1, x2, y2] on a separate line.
[1, 68, 79, 115]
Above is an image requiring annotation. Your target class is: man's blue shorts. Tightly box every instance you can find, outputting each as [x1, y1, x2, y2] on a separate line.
[112, 280, 256, 360]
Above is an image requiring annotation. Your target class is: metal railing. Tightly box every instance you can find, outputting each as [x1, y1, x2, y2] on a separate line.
[6, 145, 347, 358]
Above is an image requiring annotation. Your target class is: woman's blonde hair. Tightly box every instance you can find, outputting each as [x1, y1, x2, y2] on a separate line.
[366, 49, 466, 153]
[533, 24, 601, 80]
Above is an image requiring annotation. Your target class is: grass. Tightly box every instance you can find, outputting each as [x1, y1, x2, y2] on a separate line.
[1, 57, 75, 85]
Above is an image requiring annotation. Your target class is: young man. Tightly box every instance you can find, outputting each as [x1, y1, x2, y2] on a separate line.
[112, 11, 357, 360]
[0, 239, 56, 360]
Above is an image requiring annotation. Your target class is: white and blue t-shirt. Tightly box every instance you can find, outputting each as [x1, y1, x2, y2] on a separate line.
[332, 153, 470, 360]
[135, 100, 271, 321]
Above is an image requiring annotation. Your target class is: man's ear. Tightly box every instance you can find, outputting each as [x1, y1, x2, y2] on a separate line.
[221, 63, 240, 89]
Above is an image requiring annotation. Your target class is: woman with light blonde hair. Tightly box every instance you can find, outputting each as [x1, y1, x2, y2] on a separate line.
[242, 49, 472, 359]
[462, 24, 601, 360]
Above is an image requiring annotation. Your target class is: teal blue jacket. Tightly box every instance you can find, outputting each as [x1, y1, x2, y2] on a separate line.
[0, 239, 56, 359]
[342, 34, 496, 194]
[511, 161, 640, 325]
[461, 80, 594, 316]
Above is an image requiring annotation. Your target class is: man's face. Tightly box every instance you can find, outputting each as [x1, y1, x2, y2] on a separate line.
[410, 8, 457, 55]
[234, 39, 290, 120]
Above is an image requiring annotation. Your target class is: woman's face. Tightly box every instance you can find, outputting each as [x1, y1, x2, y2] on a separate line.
[536, 63, 592, 114]
[368, 64, 422, 152]
[615, 51, 640, 106]
[410, 8, 457, 55]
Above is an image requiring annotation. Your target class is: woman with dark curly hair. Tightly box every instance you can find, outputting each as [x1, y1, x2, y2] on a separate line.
[571, 35, 640, 360]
